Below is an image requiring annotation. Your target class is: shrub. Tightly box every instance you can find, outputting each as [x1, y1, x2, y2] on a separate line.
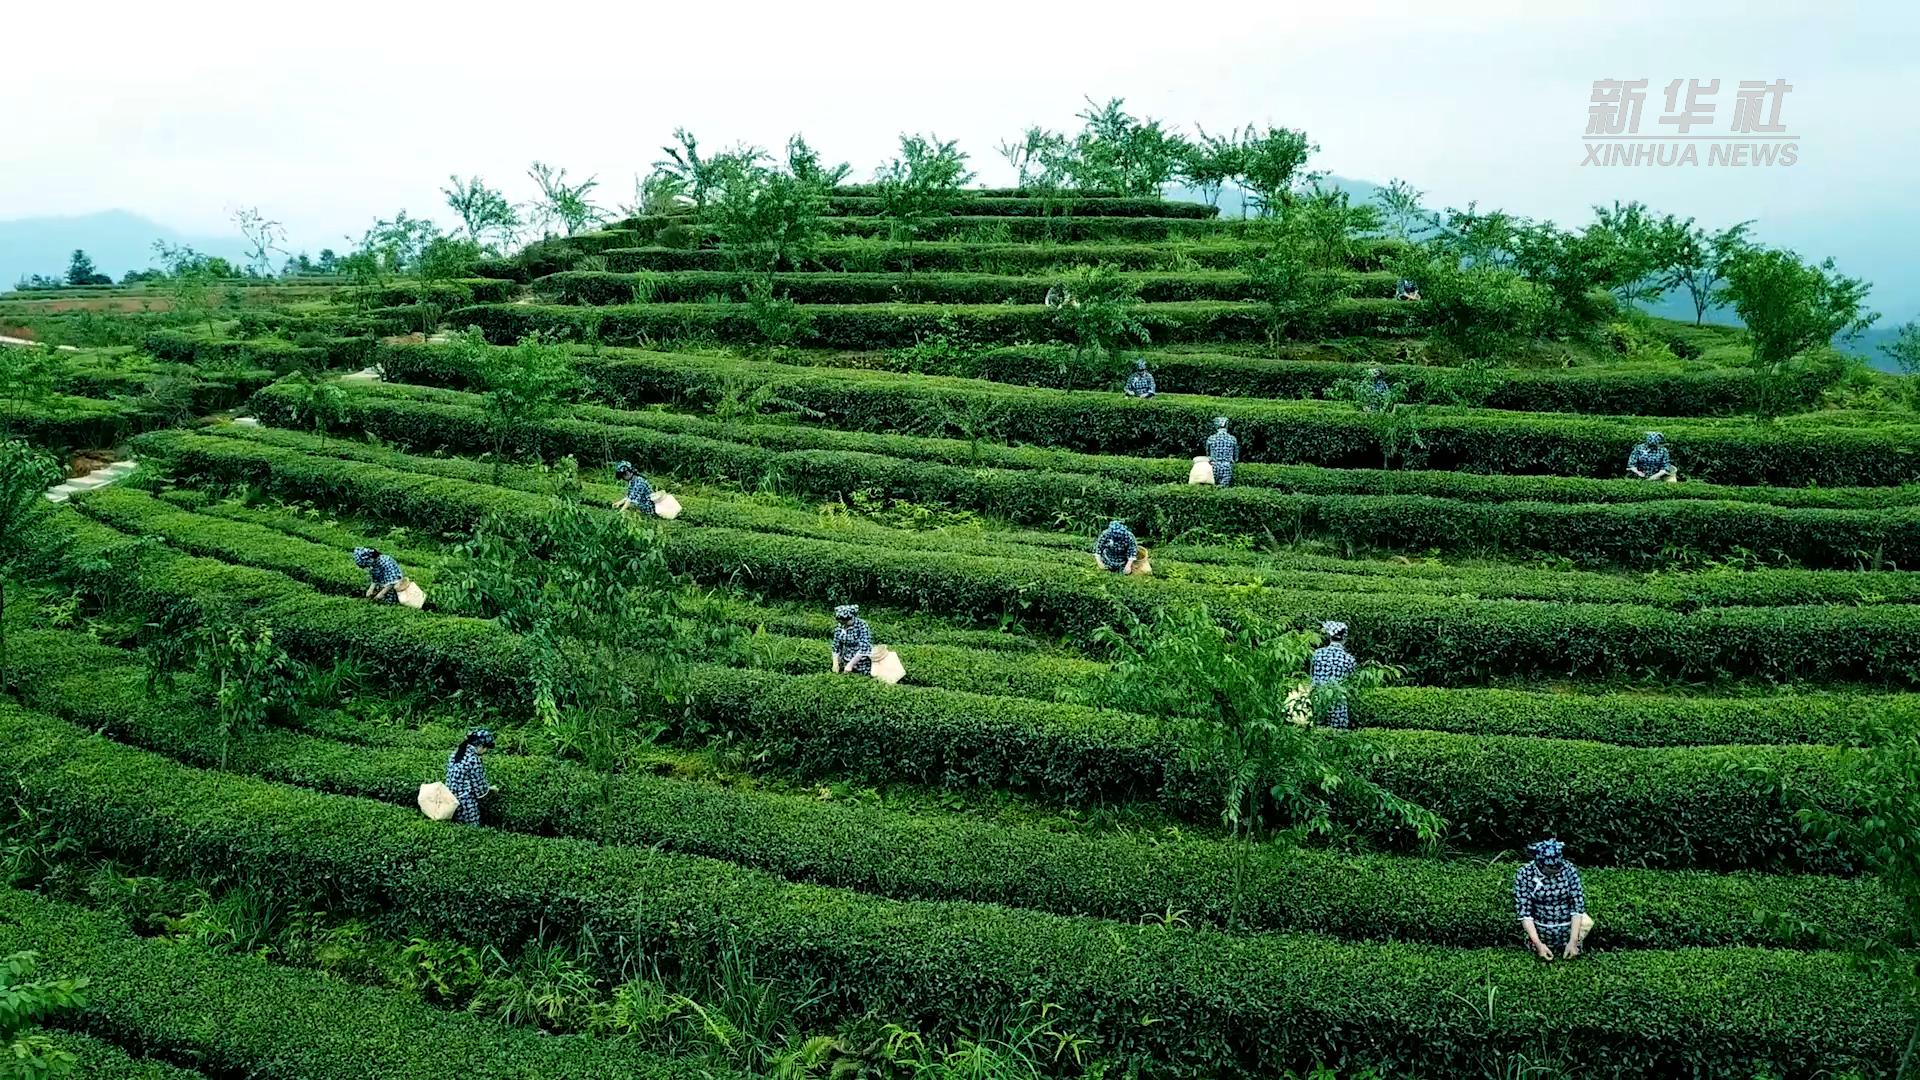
[0, 712, 1901, 1078]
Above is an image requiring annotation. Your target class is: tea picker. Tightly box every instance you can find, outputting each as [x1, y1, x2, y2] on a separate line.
[1514, 839, 1595, 960]
[352, 546, 424, 608]
[829, 604, 905, 683]
[1203, 416, 1239, 487]
[1093, 519, 1141, 575]
[1308, 621, 1357, 730]
[1626, 432, 1678, 482]
[611, 461, 659, 515]
[418, 728, 498, 825]
[830, 604, 874, 675]
[1123, 358, 1157, 399]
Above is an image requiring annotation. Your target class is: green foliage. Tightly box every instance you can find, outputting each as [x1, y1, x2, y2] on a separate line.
[0, 891, 712, 1080]
[1243, 214, 1358, 346]
[203, 621, 301, 768]
[526, 162, 608, 238]
[1371, 179, 1435, 243]
[1238, 125, 1319, 217]
[1176, 125, 1243, 209]
[740, 280, 815, 352]
[652, 129, 762, 221]
[442, 175, 522, 252]
[1584, 200, 1687, 309]
[0, 439, 63, 691]
[1663, 221, 1753, 326]
[0, 950, 88, 1080]
[64, 249, 110, 287]
[1718, 246, 1879, 367]
[872, 135, 976, 269]
[1406, 256, 1552, 361]
[448, 328, 579, 479]
[1045, 264, 1146, 379]
[1094, 604, 1437, 922]
[1881, 319, 1920, 376]
[712, 159, 831, 276]
[275, 371, 350, 446]
[232, 207, 287, 278]
[1065, 97, 1186, 196]
[0, 714, 1901, 1078]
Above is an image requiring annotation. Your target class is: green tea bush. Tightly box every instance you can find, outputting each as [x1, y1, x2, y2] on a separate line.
[0, 714, 1899, 1078]
[11, 627, 1890, 949]
[0, 893, 721, 1080]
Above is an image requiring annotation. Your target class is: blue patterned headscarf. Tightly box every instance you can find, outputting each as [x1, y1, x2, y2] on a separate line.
[1320, 621, 1348, 640]
[1133, 358, 1149, 370]
[453, 728, 496, 763]
[1213, 416, 1229, 429]
[834, 604, 859, 620]
[1643, 432, 1663, 447]
[614, 460, 635, 476]
[1103, 520, 1130, 536]
[351, 547, 377, 569]
[1530, 838, 1565, 864]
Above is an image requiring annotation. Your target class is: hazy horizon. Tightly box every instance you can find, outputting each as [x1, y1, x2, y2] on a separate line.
[6, 0, 1915, 320]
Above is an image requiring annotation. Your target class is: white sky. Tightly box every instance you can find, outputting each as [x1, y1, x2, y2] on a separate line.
[6, 0, 1915, 309]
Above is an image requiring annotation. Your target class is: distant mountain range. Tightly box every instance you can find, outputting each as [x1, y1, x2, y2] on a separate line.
[0, 210, 250, 287]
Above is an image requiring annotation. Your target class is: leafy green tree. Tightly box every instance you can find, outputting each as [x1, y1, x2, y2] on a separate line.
[1243, 233, 1355, 349]
[784, 134, 850, 188]
[453, 329, 579, 482]
[0, 440, 63, 693]
[205, 621, 301, 768]
[1882, 319, 1920, 376]
[0, 346, 60, 436]
[652, 129, 761, 222]
[996, 126, 1075, 239]
[1372, 179, 1435, 243]
[1093, 605, 1441, 927]
[442, 176, 522, 251]
[873, 134, 976, 272]
[527, 162, 608, 237]
[1585, 200, 1686, 310]
[1067, 97, 1187, 196]
[740, 279, 815, 352]
[0, 951, 89, 1080]
[277, 370, 349, 447]
[150, 241, 227, 334]
[448, 494, 740, 832]
[1662, 221, 1753, 325]
[1046, 263, 1146, 387]
[413, 235, 484, 331]
[64, 249, 110, 286]
[1285, 185, 1382, 270]
[1717, 247, 1877, 366]
[1746, 715, 1920, 1077]
[1176, 125, 1244, 209]
[1407, 255, 1552, 362]
[712, 160, 830, 277]
[233, 207, 287, 277]
[1237, 125, 1319, 217]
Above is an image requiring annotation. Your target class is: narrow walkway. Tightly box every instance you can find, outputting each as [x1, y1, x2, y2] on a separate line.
[0, 335, 78, 351]
[45, 460, 137, 504]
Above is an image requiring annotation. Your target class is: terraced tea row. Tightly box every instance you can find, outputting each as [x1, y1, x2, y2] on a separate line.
[50, 477, 1868, 869]
[239, 384, 1920, 568]
[130, 429, 1920, 687]
[0, 708, 1897, 1078]
[67, 479, 1916, 747]
[9, 627, 1889, 948]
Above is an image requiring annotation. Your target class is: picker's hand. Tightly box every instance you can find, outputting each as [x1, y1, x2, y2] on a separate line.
[1562, 940, 1581, 959]
[1533, 941, 1554, 962]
